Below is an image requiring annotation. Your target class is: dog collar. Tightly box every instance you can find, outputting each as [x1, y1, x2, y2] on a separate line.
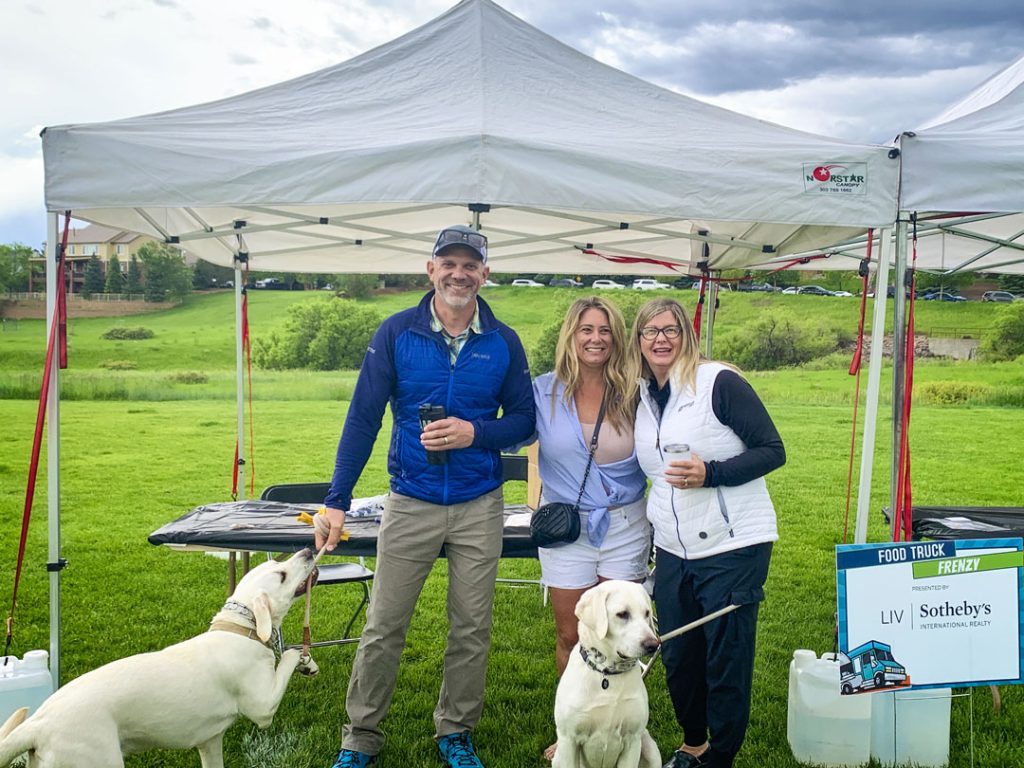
[579, 645, 637, 689]
[208, 619, 277, 649]
[210, 600, 279, 649]
[223, 599, 256, 624]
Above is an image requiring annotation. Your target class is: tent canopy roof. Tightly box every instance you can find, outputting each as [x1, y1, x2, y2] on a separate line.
[43, 0, 898, 275]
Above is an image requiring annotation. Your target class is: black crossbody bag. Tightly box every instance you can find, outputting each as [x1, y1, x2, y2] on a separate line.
[529, 395, 607, 548]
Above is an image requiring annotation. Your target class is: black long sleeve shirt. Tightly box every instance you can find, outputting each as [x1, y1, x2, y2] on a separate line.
[648, 370, 786, 487]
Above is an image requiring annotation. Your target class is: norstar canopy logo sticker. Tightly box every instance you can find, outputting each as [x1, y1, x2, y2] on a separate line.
[803, 162, 868, 195]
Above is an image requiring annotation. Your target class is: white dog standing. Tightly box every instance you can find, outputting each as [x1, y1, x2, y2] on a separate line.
[0, 548, 321, 768]
[553, 580, 661, 768]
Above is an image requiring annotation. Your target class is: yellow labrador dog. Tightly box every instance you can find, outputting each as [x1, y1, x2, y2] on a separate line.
[553, 580, 661, 768]
[0, 548, 320, 768]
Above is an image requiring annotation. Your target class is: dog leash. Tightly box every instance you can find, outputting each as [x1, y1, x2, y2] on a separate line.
[641, 603, 740, 680]
[300, 545, 330, 656]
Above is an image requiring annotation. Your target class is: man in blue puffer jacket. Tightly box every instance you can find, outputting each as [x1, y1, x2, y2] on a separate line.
[317, 225, 534, 768]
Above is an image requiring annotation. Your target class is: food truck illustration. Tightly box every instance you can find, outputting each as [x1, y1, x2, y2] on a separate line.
[837, 640, 908, 694]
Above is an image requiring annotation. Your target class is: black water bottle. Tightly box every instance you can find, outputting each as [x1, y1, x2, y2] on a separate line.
[419, 403, 448, 465]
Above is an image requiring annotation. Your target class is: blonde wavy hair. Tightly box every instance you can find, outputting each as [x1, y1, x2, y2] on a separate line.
[552, 296, 638, 432]
[631, 297, 704, 394]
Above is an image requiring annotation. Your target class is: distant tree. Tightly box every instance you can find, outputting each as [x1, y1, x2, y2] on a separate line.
[104, 255, 125, 294]
[981, 303, 1024, 361]
[0, 243, 36, 292]
[914, 270, 973, 294]
[191, 258, 232, 289]
[384, 274, 431, 290]
[126, 255, 143, 293]
[337, 274, 379, 299]
[136, 241, 191, 302]
[998, 274, 1024, 294]
[82, 254, 105, 298]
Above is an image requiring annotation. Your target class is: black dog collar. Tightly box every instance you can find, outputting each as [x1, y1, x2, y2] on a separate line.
[579, 645, 637, 689]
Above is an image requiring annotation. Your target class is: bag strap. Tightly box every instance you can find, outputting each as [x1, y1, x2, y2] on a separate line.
[573, 392, 608, 510]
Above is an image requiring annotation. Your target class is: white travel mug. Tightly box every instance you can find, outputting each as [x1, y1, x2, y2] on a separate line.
[663, 443, 691, 478]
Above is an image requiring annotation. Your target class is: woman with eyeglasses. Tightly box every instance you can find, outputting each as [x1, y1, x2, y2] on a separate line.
[531, 296, 649, 762]
[631, 298, 785, 768]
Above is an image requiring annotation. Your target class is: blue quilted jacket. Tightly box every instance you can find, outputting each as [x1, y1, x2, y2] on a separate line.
[325, 291, 535, 509]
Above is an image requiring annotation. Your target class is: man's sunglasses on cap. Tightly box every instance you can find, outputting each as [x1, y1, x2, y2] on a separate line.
[433, 226, 488, 263]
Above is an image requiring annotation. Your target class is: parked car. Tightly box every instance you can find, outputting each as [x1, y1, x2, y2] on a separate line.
[672, 277, 696, 290]
[591, 279, 626, 290]
[482, 279, 499, 287]
[254, 277, 284, 289]
[781, 286, 799, 294]
[549, 278, 583, 288]
[742, 282, 776, 292]
[630, 278, 670, 290]
[511, 278, 545, 287]
[797, 285, 834, 296]
[922, 290, 966, 302]
[832, 290, 853, 297]
[982, 290, 1016, 303]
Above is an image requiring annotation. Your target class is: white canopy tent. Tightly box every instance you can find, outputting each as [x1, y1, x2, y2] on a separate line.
[43, 0, 899, 277]
[37, 0, 902, 683]
[787, 53, 1024, 277]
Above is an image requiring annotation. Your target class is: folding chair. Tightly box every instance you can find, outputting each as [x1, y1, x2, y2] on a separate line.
[495, 452, 546, 602]
[260, 483, 373, 648]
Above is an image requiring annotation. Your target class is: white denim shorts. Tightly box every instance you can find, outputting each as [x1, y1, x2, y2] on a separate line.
[538, 497, 651, 589]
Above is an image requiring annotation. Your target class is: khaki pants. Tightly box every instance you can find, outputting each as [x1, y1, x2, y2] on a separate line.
[341, 487, 505, 754]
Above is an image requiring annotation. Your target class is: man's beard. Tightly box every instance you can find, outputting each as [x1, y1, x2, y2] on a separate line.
[437, 282, 476, 310]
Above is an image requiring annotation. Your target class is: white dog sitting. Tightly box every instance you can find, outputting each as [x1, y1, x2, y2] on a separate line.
[553, 580, 662, 768]
[0, 548, 321, 768]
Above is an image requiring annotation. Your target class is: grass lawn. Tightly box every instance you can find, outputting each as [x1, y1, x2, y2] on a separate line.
[1, 287, 1023, 767]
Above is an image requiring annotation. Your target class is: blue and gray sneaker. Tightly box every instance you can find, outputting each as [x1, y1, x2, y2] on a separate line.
[331, 748, 375, 768]
[437, 731, 484, 768]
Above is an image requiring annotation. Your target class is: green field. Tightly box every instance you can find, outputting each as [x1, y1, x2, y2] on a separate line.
[1, 287, 1022, 767]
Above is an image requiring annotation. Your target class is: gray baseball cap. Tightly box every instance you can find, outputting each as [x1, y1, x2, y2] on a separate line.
[432, 225, 488, 263]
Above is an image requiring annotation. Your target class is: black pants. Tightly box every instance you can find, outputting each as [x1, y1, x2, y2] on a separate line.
[654, 542, 773, 768]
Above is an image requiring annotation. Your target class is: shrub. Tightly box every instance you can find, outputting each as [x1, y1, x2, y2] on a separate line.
[252, 297, 383, 370]
[717, 311, 848, 370]
[981, 303, 1024, 361]
[916, 381, 990, 405]
[100, 360, 139, 370]
[102, 327, 154, 340]
[168, 371, 209, 385]
[336, 274, 379, 300]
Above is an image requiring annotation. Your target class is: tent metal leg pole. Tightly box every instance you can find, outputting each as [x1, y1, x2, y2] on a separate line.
[234, 259, 246, 501]
[889, 216, 909, 539]
[45, 211, 62, 689]
[704, 272, 719, 357]
[854, 227, 893, 544]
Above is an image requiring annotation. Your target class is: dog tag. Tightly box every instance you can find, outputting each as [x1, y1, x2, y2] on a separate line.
[602, 679, 609, 690]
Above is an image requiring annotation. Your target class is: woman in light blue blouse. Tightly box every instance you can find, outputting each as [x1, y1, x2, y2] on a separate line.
[532, 296, 649, 760]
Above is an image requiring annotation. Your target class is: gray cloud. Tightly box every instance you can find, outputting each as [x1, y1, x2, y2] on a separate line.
[508, 0, 1024, 95]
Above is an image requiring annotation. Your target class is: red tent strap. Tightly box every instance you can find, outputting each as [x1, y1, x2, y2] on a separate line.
[5, 212, 71, 658]
[692, 276, 707, 340]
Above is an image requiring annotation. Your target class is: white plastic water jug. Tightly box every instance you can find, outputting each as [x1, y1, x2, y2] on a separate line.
[0, 650, 53, 724]
[870, 687, 952, 767]
[787, 649, 872, 767]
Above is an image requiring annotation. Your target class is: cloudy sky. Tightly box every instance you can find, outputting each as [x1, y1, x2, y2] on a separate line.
[3, 0, 1022, 248]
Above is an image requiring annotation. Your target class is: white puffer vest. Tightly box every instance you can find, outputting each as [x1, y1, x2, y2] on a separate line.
[635, 362, 778, 560]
